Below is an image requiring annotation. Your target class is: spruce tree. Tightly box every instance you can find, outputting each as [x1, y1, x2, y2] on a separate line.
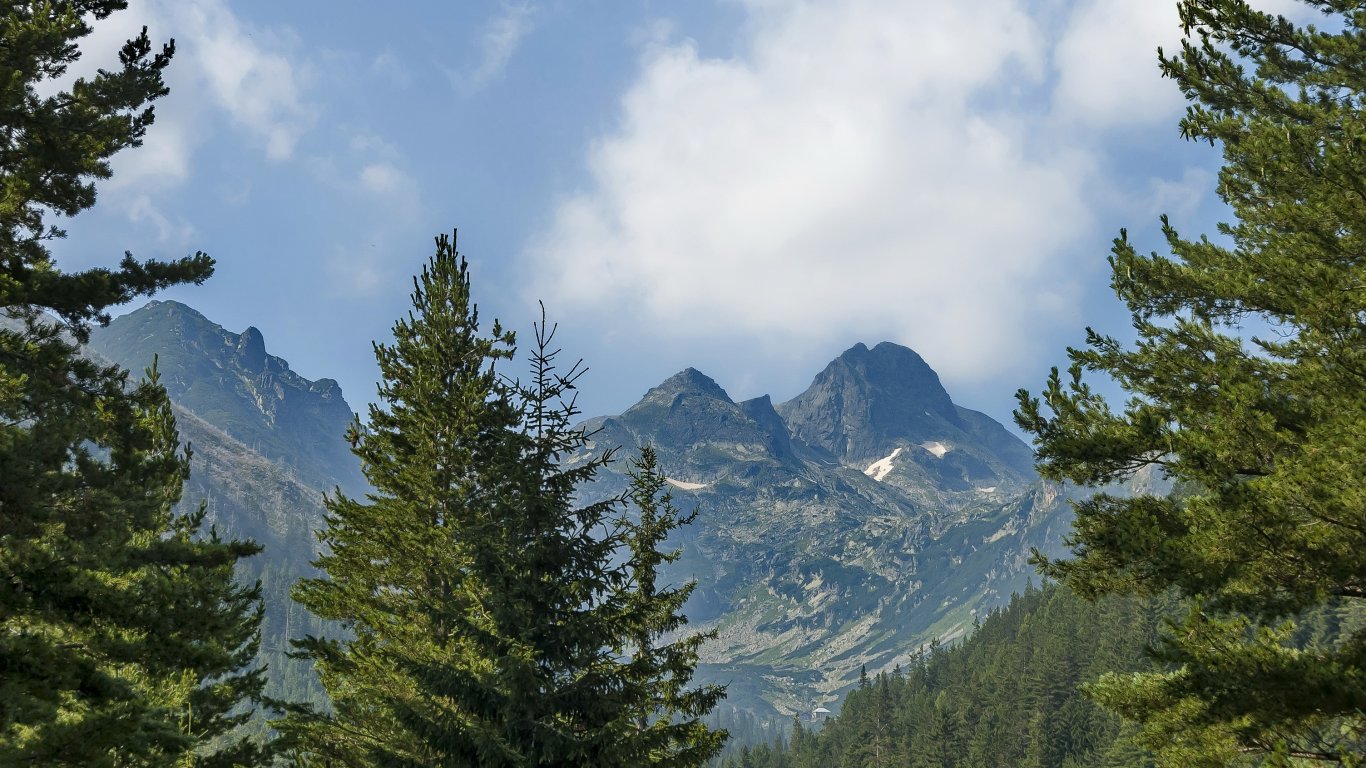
[609, 445, 728, 765]
[286, 233, 724, 766]
[1, 2, 268, 763]
[1016, 0, 1366, 763]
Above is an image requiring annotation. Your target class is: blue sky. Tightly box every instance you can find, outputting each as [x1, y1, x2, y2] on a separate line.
[52, 0, 1308, 431]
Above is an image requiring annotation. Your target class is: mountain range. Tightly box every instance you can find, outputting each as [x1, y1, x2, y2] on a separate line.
[575, 343, 1070, 715]
[88, 301, 1075, 717]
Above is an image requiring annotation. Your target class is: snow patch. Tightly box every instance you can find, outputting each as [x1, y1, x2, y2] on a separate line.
[666, 477, 707, 490]
[920, 441, 950, 458]
[864, 447, 903, 482]
[976, 486, 997, 494]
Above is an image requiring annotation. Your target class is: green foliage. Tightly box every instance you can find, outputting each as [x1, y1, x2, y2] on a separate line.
[0, 331, 270, 766]
[0, 2, 269, 763]
[88, 300, 369, 710]
[284, 233, 724, 766]
[0, 1, 213, 334]
[722, 584, 1158, 768]
[1015, 0, 1366, 762]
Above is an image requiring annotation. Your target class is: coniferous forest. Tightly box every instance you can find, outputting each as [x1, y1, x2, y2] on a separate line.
[2, 0, 1365, 766]
[722, 583, 1163, 768]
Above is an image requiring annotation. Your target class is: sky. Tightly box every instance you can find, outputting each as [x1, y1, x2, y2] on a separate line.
[52, 0, 1311, 432]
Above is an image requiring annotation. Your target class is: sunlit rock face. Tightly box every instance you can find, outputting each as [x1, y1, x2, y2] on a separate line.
[574, 341, 1069, 718]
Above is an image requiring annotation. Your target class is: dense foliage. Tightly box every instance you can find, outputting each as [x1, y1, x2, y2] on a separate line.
[0, 1, 268, 764]
[283, 234, 724, 766]
[722, 584, 1160, 768]
[1015, 0, 1366, 763]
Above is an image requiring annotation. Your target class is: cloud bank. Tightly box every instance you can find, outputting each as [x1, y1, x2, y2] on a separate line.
[526, 0, 1208, 384]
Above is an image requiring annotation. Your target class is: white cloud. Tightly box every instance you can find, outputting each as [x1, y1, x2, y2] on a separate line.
[359, 162, 407, 197]
[171, 0, 312, 160]
[350, 133, 400, 158]
[371, 50, 412, 89]
[54, 0, 314, 246]
[1144, 166, 1215, 222]
[527, 0, 1098, 382]
[1052, 0, 1186, 127]
[89, 0, 311, 197]
[456, 1, 537, 92]
[105, 99, 197, 192]
[327, 241, 387, 298]
[124, 194, 197, 247]
[1052, 0, 1328, 130]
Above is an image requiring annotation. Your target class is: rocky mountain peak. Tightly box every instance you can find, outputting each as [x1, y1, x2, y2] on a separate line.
[833, 341, 956, 418]
[574, 341, 1060, 716]
[777, 341, 961, 462]
[89, 301, 365, 496]
[648, 367, 732, 403]
[237, 326, 268, 372]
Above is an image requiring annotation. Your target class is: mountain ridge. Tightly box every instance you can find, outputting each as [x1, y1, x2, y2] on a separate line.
[90, 300, 365, 497]
[92, 301, 1070, 719]
[571, 341, 1067, 716]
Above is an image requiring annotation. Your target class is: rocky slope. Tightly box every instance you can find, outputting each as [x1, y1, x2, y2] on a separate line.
[90, 300, 364, 498]
[577, 342, 1071, 716]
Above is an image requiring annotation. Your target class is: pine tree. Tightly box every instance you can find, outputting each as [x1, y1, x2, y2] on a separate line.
[1015, 0, 1366, 762]
[606, 445, 728, 765]
[0, 2, 268, 763]
[285, 233, 724, 766]
[1, 1, 213, 330]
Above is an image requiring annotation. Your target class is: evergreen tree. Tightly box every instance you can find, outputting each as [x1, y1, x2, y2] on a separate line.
[1, 2, 269, 765]
[608, 445, 728, 765]
[1015, 0, 1366, 762]
[285, 233, 723, 766]
[1, 1, 213, 330]
[755, 585, 1157, 768]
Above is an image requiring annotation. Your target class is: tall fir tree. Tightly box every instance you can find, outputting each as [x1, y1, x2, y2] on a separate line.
[285, 233, 724, 766]
[1015, 0, 1366, 763]
[1, 2, 269, 764]
[610, 445, 728, 765]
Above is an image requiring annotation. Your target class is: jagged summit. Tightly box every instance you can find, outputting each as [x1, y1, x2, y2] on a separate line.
[846, 341, 956, 416]
[570, 341, 1065, 717]
[118, 301, 296, 376]
[89, 300, 364, 496]
[644, 367, 732, 403]
[584, 365, 794, 482]
[777, 341, 961, 461]
[84, 301, 1071, 721]
[236, 326, 267, 372]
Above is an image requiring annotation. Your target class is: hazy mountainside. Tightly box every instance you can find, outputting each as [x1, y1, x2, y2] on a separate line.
[90, 300, 365, 498]
[88, 301, 363, 702]
[577, 342, 1073, 717]
[89, 302, 1074, 719]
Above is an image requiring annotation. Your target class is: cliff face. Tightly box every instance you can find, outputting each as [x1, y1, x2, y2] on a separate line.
[89, 301, 366, 703]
